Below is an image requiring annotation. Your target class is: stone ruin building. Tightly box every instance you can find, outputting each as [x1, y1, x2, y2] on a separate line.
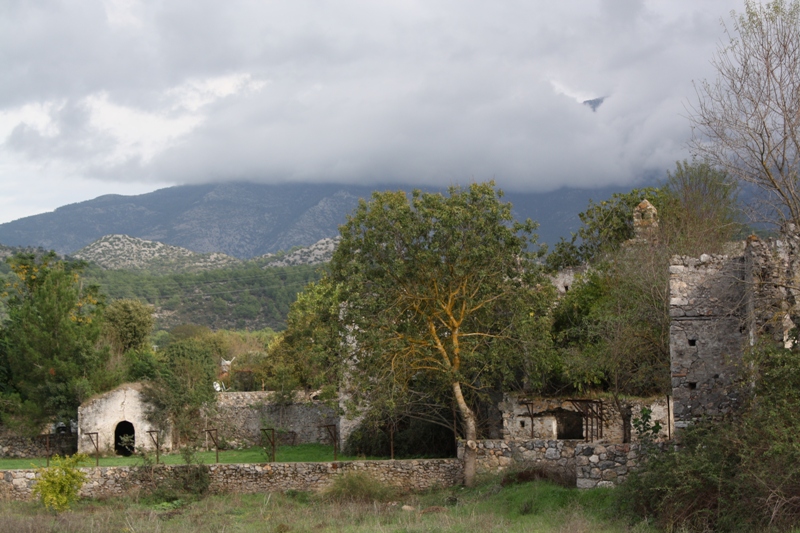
[78, 383, 170, 456]
[669, 230, 800, 428]
[76, 383, 339, 456]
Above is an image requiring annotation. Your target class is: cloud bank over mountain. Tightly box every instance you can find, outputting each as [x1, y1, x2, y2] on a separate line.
[0, 0, 740, 223]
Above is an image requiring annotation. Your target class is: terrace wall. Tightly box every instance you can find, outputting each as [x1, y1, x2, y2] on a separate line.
[0, 434, 77, 459]
[459, 439, 643, 489]
[0, 458, 463, 502]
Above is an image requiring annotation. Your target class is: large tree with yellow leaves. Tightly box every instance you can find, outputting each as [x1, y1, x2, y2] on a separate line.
[330, 182, 554, 486]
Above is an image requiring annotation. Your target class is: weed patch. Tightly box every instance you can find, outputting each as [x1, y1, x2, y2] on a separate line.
[323, 471, 398, 503]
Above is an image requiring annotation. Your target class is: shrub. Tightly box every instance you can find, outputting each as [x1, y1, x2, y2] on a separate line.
[173, 445, 211, 497]
[621, 344, 800, 532]
[137, 445, 210, 504]
[323, 471, 397, 503]
[32, 454, 89, 512]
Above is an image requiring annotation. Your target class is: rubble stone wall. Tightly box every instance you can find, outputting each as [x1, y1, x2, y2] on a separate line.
[211, 392, 338, 448]
[0, 435, 77, 459]
[574, 443, 641, 489]
[460, 439, 579, 481]
[460, 439, 642, 489]
[669, 254, 747, 428]
[0, 459, 463, 502]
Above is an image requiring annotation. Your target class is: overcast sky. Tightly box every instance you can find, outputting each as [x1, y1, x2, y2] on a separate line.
[0, 0, 744, 224]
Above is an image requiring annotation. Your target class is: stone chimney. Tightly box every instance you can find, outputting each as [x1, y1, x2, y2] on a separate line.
[632, 199, 658, 242]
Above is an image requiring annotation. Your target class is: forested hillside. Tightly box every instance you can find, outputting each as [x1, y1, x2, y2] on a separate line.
[83, 263, 324, 331]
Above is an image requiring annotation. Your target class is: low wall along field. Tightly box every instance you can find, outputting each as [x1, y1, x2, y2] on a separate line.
[0, 459, 463, 502]
[0, 434, 77, 459]
[1, 438, 644, 501]
[459, 439, 642, 489]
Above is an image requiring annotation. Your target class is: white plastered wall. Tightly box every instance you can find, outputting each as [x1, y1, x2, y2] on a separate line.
[77, 383, 171, 455]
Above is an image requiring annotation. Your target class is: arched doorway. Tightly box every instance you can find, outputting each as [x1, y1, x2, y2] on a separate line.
[114, 421, 135, 456]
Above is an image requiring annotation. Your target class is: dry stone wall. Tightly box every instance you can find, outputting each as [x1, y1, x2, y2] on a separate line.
[0, 435, 77, 459]
[461, 439, 641, 489]
[0, 459, 463, 502]
[211, 392, 338, 448]
[574, 443, 640, 489]
[460, 439, 578, 481]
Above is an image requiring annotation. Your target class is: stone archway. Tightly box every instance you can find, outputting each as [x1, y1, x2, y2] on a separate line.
[114, 421, 135, 456]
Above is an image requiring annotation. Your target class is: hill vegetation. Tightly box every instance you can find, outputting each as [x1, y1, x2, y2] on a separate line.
[83, 262, 323, 331]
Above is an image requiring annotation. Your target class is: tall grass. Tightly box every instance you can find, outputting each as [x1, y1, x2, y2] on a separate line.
[323, 471, 397, 502]
[0, 477, 652, 533]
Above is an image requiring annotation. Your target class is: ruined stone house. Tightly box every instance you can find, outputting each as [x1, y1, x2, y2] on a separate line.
[77, 382, 170, 456]
[76, 383, 339, 456]
[669, 231, 800, 427]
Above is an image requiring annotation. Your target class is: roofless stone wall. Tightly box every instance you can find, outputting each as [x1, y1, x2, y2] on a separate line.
[211, 392, 338, 448]
[0, 434, 77, 459]
[668, 233, 800, 429]
[669, 254, 746, 428]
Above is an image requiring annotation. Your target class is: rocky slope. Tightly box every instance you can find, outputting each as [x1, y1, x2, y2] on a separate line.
[260, 237, 339, 268]
[73, 234, 242, 272]
[0, 183, 366, 259]
[74, 234, 339, 273]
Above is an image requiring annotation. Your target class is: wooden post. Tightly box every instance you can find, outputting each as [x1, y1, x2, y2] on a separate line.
[261, 428, 276, 462]
[204, 429, 219, 463]
[147, 430, 161, 464]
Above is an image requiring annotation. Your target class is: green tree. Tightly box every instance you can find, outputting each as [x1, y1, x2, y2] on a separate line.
[659, 159, 742, 256]
[267, 277, 343, 393]
[103, 298, 154, 355]
[330, 182, 555, 486]
[544, 187, 664, 270]
[0, 253, 105, 431]
[142, 338, 216, 446]
[549, 161, 740, 422]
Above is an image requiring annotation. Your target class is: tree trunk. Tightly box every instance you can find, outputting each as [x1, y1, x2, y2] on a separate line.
[453, 381, 478, 487]
[389, 422, 395, 460]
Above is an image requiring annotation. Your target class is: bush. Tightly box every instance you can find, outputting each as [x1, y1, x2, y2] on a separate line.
[136, 445, 210, 504]
[32, 454, 89, 512]
[173, 446, 211, 497]
[621, 344, 800, 532]
[323, 471, 397, 503]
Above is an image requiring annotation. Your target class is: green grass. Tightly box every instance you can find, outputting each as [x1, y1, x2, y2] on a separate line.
[0, 444, 377, 470]
[0, 477, 655, 533]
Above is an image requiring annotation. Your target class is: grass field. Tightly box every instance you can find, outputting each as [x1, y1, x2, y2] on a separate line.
[0, 475, 656, 533]
[0, 443, 371, 470]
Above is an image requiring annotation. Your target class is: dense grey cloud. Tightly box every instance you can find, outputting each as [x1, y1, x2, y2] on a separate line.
[0, 0, 742, 223]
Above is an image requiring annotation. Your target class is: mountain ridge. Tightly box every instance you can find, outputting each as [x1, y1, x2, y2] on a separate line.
[0, 182, 645, 259]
